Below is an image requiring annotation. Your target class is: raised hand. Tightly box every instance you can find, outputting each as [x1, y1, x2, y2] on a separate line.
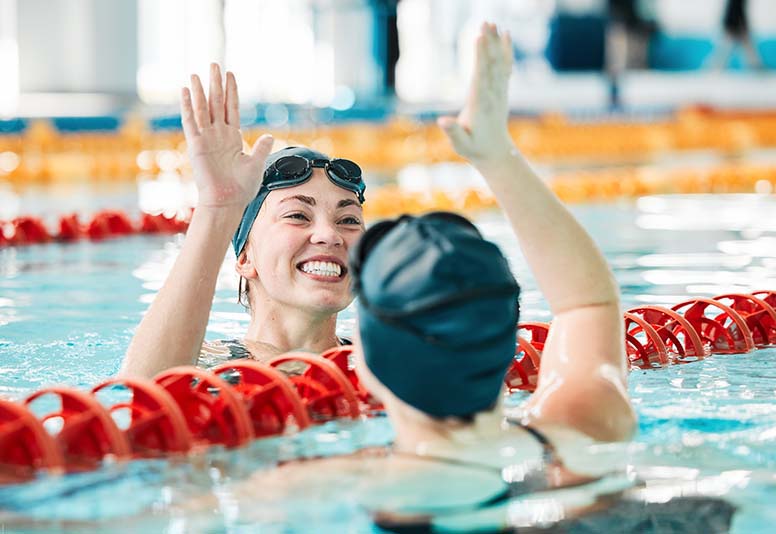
[180, 64, 274, 209]
[438, 23, 514, 165]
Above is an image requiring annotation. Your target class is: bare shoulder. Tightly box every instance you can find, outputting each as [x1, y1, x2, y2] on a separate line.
[235, 451, 389, 500]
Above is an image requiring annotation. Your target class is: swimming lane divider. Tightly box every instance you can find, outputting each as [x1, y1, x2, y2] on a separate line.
[1, 291, 775, 483]
[0, 353, 363, 484]
[210, 360, 312, 437]
[0, 398, 64, 481]
[626, 306, 707, 364]
[24, 388, 132, 471]
[713, 293, 776, 347]
[91, 378, 194, 456]
[320, 346, 384, 413]
[267, 353, 361, 421]
[506, 291, 776, 391]
[624, 313, 669, 369]
[506, 323, 547, 392]
[671, 298, 756, 354]
[0, 209, 192, 247]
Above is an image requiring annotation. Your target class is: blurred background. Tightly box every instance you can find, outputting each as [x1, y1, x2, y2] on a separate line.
[2, 0, 776, 230]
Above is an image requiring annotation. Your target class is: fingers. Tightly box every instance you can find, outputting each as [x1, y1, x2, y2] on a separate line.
[225, 71, 240, 126]
[477, 23, 511, 69]
[190, 74, 210, 130]
[180, 87, 200, 138]
[501, 30, 513, 68]
[474, 30, 488, 80]
[209, 63, 225, 124]
[485, 24, 501, 65]
[249, 134, 275, 166]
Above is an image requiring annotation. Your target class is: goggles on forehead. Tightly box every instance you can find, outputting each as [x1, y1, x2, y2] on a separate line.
[265, 155, 366, 203]
[232, 151, 366, 257]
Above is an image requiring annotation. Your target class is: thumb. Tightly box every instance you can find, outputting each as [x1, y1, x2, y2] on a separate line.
[249, 134, 274, 166]
[437, 117, 472, 154]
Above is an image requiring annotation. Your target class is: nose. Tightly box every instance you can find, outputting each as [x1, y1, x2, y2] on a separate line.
[310, 219, 344, 247]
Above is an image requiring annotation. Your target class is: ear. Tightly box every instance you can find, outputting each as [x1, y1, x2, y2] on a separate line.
[235, 247, 259, 280]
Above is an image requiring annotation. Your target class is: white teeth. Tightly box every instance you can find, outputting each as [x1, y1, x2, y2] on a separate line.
[300, 261, 342, 277]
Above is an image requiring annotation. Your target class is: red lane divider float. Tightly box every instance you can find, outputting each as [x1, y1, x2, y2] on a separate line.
[320, 346, 384, 412]
[672, 298, 755, 354]
[92, 378, 193, 456]
[6, 217, 51, 245]
[210, 360, 311, 437]
[153, 366, 253, 448]
[268, 353, 361, 422]
[0, 209, 191, 247]
[752, 290, 776, 309]
[626, 306, 706, 364]
[140, 212, 190, 234]
[714, 293, 776, 347]
[86, 210, 135, 240]
[1, 291, 775, 482]
[24, 388, 131, 472]
[57, 213, 82, 241]
[518, 322, 550, 352]
[753, 291, 776, 345]
[0, 399, 63, 483]
[624, 313, 669, 369]
[505, 323, 547, 392]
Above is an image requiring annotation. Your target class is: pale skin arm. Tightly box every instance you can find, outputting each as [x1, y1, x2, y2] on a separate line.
[119, 64, 274, 378]
[438, 24, 635, 442]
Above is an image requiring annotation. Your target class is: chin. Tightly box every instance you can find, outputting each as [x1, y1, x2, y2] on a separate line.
[306, 292, 352, 314]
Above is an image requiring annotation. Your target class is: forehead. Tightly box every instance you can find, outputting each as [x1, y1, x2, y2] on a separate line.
[264, 169, 361, 209]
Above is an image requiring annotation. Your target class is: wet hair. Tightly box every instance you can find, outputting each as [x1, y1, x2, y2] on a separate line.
[238, 276, 250, 309]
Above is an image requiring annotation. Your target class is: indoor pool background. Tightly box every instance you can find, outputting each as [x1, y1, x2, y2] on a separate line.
[1, 183, 776, 533]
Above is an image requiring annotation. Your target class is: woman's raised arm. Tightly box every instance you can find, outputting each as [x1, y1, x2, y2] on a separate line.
[438, 24, 635, 442]
[119, 64, 274, 378]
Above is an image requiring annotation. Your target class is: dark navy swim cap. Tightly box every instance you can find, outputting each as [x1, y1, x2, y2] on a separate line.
[351, 213, 521, 418]
[232, 146, 365, 256]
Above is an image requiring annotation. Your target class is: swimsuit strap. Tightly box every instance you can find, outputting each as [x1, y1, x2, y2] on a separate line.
[389, 423, 563, 475]
[518, 423, 562, 466]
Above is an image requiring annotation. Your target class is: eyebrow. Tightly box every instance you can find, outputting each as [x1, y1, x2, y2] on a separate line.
[337, 199, 362, 209]
[279, 195, 316, 206]
[278, 195, 362, 209]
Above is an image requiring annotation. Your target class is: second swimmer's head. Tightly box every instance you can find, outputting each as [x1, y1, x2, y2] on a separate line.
[351, 212, 521, 419]
[232, 146, 366, 257]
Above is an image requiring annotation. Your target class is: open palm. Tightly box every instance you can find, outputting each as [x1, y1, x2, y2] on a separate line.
[180, 64, 274, 209]
[438, 23, 515, 164]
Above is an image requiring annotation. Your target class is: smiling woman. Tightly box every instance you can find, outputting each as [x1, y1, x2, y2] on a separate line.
[119, 65, 366, 379]
[234, 148, 365, 343]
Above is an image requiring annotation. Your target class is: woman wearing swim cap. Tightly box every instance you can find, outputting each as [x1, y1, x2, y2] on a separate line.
[120, 65, 366, 378]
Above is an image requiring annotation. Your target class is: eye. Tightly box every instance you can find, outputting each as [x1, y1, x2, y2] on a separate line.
[339, 216, 362, 225]
[284, 212, 310, 222]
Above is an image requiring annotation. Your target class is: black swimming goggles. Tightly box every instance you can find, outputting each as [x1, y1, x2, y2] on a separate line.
[264, 155, 366, 203]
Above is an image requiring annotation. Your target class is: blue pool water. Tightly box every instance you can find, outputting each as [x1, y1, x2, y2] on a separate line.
[1, 191, 776, 532]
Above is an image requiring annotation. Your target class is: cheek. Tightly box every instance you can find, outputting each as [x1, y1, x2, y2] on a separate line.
[345, 229, 365, 249]
[254, 228, 307, 278]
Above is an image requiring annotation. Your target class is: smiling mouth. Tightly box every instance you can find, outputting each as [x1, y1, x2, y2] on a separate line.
[296, 260, 347, 280]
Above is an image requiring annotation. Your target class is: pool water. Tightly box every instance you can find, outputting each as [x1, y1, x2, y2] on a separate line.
[2, 192, 776, 532]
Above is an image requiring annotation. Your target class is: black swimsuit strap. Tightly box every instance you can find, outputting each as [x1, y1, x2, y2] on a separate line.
[390, 423, 562, 475]
[518, 423, 561, 466]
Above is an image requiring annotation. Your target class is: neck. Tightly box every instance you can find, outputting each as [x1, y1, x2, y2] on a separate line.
[387, 398, 505, 455]
[244, 297, 340, 354]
